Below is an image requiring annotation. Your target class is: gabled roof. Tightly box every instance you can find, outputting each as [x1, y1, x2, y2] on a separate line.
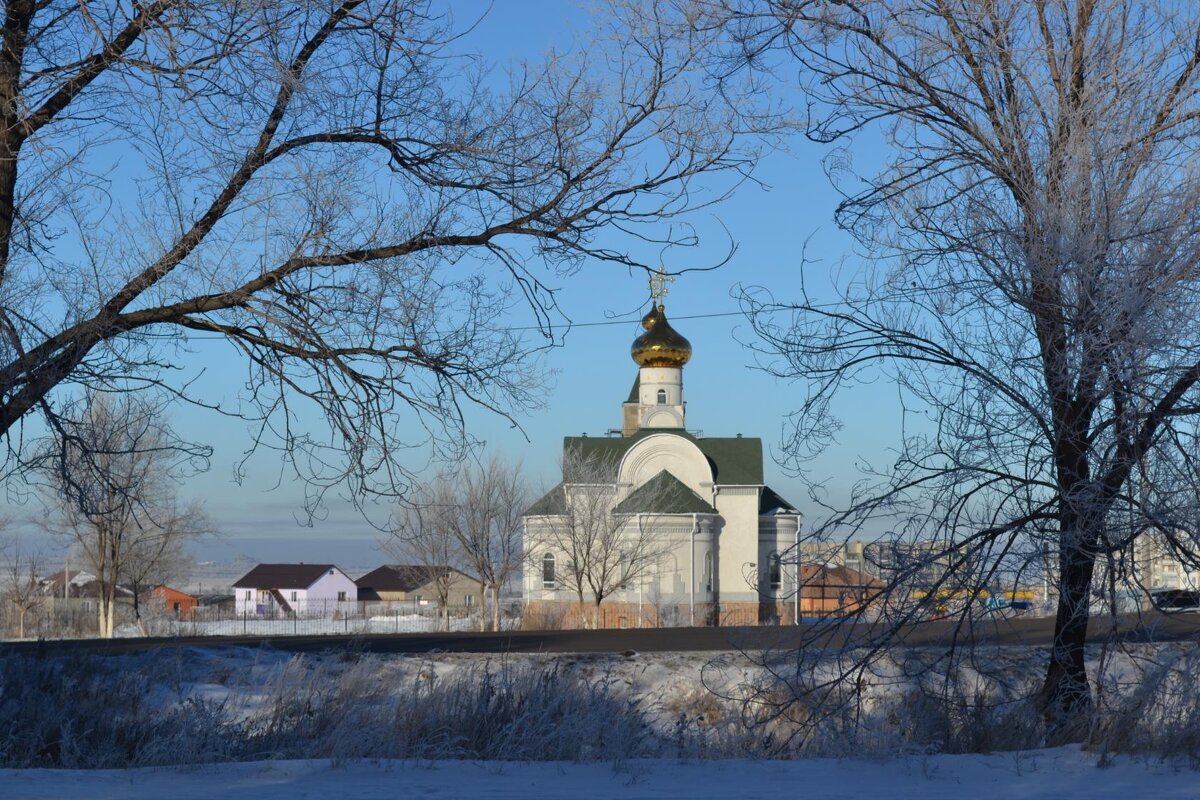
[149, 585, 197, 601]
[613, 469, 717, 514]
[625, 374, 640, 404]
[525, 483, 566, 516]
[356, 565, 477, 592]
[564, 430, 764, 485]
[759, 485, 800, 515]
[799, 564, 884, 595]
[232, 563, 343, 590]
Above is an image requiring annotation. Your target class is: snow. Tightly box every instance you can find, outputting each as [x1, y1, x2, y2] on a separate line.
[1, 748, 1197, 799]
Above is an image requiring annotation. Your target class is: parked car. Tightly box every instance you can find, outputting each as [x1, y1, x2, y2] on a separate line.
[1151, 589, 1200, 612]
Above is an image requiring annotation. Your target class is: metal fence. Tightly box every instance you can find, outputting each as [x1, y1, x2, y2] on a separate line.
[0, 594, 1056, 642]
[0, 599, 512, 640]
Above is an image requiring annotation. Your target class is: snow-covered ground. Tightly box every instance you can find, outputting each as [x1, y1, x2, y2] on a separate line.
[3, 748, 1197, 799]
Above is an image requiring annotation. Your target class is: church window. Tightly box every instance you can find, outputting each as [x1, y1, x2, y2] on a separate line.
[542, 553, 557, 589]
[656, 389, 667, 404]
[704, 551, 713, 594]
[768, 552, 782, 592]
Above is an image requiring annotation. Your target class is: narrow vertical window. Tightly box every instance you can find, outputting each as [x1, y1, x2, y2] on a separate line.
[768, 552, 782, 591]
[704, 551, 713, 594]
[542, 553, 557, 589]
[656, 389, 667, 405]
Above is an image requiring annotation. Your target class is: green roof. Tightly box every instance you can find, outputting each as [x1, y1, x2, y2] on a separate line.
[525, 484, 566, 516]
[564, 430, 763, 485]
[613, 470, 717, 514]
[760, 485, 799, 514]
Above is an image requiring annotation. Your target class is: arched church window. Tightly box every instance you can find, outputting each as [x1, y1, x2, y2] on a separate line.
[656, 389, 667, 405]
[704, 551, 713, 594]
[542, 553, 556, 589]
[768, 551, 782, 591]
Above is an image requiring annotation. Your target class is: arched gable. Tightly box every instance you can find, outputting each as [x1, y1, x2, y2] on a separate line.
[617, 432, 714, 498]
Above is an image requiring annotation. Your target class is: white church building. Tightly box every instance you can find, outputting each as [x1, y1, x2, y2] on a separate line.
[522, 298, 802, 626]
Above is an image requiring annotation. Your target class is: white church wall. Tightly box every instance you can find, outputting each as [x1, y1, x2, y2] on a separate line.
[715, 485, 762, 603]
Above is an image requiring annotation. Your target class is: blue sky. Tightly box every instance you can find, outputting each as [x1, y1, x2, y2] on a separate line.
[13, 1, 903, 566]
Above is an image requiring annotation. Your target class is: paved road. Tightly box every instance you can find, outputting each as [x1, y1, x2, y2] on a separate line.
[4, 611, 1200, 658]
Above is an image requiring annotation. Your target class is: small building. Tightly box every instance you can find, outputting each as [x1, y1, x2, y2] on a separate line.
[232, 564, 357, 617]
[196, 593, 236, 613]
[143, 585, 198, 617]
[356, 565, 481, 609]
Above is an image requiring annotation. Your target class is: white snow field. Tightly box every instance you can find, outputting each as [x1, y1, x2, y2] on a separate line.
[2, 748, 1198, 800]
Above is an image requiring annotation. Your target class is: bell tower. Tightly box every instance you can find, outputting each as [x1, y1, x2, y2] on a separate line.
[622, 271, 691, 433]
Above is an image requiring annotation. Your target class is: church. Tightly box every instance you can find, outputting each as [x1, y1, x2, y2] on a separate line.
[522, 291, 803, 627]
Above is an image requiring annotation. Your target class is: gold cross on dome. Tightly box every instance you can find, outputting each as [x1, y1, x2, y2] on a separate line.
[648, 269, 675, 303]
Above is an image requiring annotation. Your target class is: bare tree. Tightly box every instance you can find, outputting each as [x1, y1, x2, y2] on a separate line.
[389, 481, 463, 631]
[0, 0, 764, 517]
[709, 0, 1200, 740]
[528, 452, 678, 628]
[44, 392, 208, 638]
[122, 500, 210, 631]
[454, 456, 527, 631]
[2, 539, 44, 639]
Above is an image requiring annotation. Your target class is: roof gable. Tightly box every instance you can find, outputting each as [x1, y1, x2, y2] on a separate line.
[232, 563, 342, 589]
[614, 469, 717, 514]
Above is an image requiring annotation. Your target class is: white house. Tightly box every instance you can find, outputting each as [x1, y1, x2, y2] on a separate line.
[232, 563, 357, 617]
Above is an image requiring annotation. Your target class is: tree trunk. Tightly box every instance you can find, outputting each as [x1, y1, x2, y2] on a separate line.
[491, 585, 501, 633]
[592, 600, 602, 629]
[479, 580, 487, 632]
[1038, 530, 1099, 743]
[576, 591, 587, 629]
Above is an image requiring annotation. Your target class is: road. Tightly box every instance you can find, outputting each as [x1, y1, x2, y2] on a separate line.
[3, 611, 1200, 657]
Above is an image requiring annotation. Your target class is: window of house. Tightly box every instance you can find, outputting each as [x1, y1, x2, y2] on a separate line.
[290, 591, 297, 602]
[244, 590, 251, 600]
[543, 553, 557, 589]
[768, 551, 782, 591]
[656, 389, 667, 405]
[465, 594, 473, 607]
[337, 591, 347, 602]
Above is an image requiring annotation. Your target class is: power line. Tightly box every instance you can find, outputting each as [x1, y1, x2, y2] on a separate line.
[504, 310, 746, 332]
[157, 310, 750, 339]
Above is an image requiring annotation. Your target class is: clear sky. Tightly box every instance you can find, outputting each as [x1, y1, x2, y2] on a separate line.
[11, 1, 903, 567]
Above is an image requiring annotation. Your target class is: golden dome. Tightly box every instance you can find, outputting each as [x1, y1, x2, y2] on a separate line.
[631, 304, 692, 368]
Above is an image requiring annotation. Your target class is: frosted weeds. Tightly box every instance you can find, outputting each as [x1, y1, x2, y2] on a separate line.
[3, 643, 1200, 768]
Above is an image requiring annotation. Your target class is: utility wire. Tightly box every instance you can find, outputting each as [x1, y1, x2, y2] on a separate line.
[157, 310, 750, 339]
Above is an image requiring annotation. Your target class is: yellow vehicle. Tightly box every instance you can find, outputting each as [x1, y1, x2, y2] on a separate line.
[913, 587, 1035, 617]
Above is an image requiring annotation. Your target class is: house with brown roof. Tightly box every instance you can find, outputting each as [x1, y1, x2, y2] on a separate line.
[795, 564, 884, 617]
[356, 565, 481, 609]
[233, 564, 357, 617]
